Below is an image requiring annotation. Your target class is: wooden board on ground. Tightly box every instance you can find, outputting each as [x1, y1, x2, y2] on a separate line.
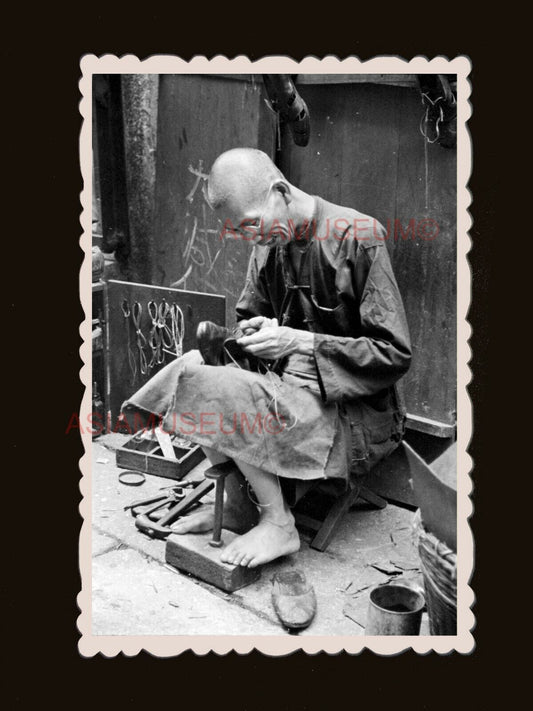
[406, 441, 457, 551]
[363, 440, 457, 547]
[105, 280, 225, 428]
[166, 531, 261, 592]
[363, 442, 418, 509]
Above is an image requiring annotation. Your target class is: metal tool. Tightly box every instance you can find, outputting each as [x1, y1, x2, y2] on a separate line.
[147, 299, 177, 368]
[134, 478, 215, 539]
[147, 300, 164, 367]
[125, 485, 187, 518]
[164, 461, 263, 592]
[121, 299, 137, 384]
[131, 301, 148, 375]
[167, 303, 185, 357]
[131, 461, 236, 541]
[118, 470, 146, 486]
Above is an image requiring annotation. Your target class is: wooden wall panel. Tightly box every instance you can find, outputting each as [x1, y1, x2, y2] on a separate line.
[152, 75, 275, 325]
[105, 280, 225, 427]
[280, 82, 457, 429]
[391, 88, 457, 428]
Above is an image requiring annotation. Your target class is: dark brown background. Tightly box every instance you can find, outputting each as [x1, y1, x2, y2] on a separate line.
[6, 18, 496, 708]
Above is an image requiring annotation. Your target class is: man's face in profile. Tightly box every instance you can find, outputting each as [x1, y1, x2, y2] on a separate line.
[217, 184, 292, 247]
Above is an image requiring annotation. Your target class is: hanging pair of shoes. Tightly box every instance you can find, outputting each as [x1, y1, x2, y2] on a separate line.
[263, 74, 311, 147]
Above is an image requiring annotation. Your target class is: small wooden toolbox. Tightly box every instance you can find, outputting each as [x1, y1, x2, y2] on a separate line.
[116, 431, 205, 481]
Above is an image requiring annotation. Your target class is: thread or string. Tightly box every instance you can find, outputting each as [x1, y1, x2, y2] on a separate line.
[223, 346, 244, 369]
[246, 476, 282, 509]
[222, 346, 298, 431]
[262, 365, 298, 432]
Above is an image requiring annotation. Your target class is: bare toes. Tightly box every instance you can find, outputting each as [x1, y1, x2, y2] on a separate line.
[221, 547, 237, 564]
[232, 552, 247, 566]
[170, 518, 191, 534]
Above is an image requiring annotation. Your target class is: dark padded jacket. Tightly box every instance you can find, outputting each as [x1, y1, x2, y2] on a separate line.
[235, 196, 412, 476]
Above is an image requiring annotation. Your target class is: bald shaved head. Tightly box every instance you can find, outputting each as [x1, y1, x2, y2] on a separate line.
[207, 148, 284, 214]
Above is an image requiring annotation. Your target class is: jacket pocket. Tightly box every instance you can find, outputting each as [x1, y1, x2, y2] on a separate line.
[309, 296, 353, 336]
[349, 420, 370, 476]
[349, 418, 401, 477]
[363, 421, 400, 472]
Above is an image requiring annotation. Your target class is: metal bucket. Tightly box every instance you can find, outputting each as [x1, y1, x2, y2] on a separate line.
[365, 584, 425, 635]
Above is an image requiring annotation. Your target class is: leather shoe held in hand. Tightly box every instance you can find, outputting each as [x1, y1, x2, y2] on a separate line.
[196, 321, 261, 370]
[196, 321, 231, 366]
[271, 569, 317, 630]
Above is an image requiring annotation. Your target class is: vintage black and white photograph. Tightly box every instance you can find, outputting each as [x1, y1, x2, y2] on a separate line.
[78, 56, 472, 655]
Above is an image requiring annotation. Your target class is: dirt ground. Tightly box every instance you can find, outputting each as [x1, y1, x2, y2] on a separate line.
[90, 433, 428, 636]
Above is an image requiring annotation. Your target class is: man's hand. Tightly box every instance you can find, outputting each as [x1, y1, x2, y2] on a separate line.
[237, 316, 278, 335]
[237, 318, 314, 359]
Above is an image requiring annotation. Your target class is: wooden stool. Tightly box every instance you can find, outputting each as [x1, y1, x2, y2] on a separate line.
[293, 441, 418, 552]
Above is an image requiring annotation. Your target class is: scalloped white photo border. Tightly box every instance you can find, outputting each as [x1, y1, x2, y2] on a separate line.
[78, 54, 473, 657]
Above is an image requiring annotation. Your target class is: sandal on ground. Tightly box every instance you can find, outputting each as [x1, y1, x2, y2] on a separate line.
[271, 569, 317, 630]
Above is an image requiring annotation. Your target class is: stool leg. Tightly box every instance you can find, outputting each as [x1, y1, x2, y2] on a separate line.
[309, 486, 362, 552]
[209, 474, 225, 548]
[204, 460, 234, 548]
[358, 485, 387, 509]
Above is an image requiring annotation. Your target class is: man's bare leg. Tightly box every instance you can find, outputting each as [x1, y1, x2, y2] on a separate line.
[171, 446, 259, 534]
[220, 460, 300, 568]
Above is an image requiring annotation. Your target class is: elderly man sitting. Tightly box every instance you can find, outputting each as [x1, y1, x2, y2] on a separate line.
[122, 147, 411, 569]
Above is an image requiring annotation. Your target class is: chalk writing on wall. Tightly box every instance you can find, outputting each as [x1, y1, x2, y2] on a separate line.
[171, 160, 243, 316]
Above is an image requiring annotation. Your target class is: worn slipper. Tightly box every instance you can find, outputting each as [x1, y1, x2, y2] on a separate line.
[271, 570, 317, 630]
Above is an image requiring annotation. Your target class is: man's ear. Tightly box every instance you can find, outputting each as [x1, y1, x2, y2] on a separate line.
[272, 179, 292, 205]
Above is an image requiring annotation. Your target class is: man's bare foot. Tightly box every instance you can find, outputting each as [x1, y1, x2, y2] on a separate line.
[170, 504, 216, 534]
[170, 465, 259, 535]
[220, 515, 300, 568]
[170, 499, 259, 535]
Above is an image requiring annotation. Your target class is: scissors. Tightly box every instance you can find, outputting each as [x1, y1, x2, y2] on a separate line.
[148, 300, 175, 366]
[147, 301, 166, 367]
[132, 302, 148, 375]
[121, 299, 137, 383]
[157, 300, 174, 349]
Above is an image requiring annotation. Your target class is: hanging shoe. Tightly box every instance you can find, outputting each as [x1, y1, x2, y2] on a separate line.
[263, 74, 310, 147]
[196, 321, 231, 366]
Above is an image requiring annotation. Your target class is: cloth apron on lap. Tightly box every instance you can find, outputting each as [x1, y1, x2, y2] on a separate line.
[121, 350, 350, 483]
